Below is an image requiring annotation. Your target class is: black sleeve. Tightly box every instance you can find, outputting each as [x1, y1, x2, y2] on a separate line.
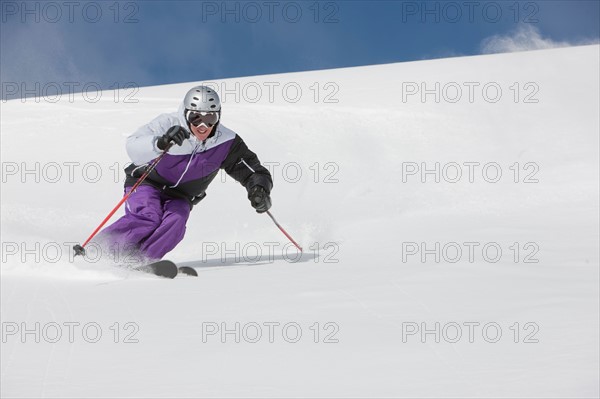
[222, 135, 273, 194]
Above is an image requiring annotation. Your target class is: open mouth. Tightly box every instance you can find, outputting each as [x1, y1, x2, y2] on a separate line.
[195, 125, 209, 135]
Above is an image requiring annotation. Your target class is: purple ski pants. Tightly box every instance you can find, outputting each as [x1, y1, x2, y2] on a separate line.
[98, 185, 190, 260]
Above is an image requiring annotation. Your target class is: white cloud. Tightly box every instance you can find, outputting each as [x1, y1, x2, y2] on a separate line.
[0, 22, 154, 100]
[480, 25, 599, 54]
[0, 24, 88, 91]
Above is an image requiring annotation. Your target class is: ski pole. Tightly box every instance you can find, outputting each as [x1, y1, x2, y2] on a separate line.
[73, 143, 173, 257]
[266, 210, 303, 252]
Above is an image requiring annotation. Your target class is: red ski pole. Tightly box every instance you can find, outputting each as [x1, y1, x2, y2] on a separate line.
[266, 210, 303, 252]
[73, 143, 173, 257]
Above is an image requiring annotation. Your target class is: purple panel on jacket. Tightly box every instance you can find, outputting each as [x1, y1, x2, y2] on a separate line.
[154, 139, 235, 185]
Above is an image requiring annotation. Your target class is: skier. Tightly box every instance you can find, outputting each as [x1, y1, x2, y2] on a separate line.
[95, 85, 273, 264]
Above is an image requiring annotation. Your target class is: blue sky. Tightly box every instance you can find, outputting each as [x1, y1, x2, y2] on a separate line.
[1, 0, 599, 99]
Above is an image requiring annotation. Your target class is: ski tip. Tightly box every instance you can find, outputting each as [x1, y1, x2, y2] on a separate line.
[178, 266, 198, 277]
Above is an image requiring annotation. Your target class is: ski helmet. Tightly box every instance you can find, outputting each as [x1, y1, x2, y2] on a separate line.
[184, 86, 221, 112]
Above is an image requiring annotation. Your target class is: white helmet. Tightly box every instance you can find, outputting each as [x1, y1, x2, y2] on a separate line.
[183, 86, 221, 112]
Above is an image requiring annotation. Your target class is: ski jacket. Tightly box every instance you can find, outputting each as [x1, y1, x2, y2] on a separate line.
[124, 103, 272, 207]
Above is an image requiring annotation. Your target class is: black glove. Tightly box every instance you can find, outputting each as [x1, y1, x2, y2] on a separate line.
[157, 126, 190, 150]
[248, 185, 272, 213]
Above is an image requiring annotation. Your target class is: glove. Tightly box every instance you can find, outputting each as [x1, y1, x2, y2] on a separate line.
[157, 126, 190, 150]
[248, 185, 272, 213]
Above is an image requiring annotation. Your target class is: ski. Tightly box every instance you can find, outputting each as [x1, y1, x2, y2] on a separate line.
[135, 260, 198, 278]
[178, 266, 198, 277]
[136, 260, 179, 279]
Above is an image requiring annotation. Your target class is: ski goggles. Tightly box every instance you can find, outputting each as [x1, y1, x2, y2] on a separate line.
[185, 110, 220, 127]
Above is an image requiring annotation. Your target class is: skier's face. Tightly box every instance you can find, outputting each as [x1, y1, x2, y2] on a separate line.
[190, 122, 214, 141]
[186, 110, 219, 141]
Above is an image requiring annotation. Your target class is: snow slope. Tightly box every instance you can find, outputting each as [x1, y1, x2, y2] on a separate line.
[1, 45, 598, 398]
